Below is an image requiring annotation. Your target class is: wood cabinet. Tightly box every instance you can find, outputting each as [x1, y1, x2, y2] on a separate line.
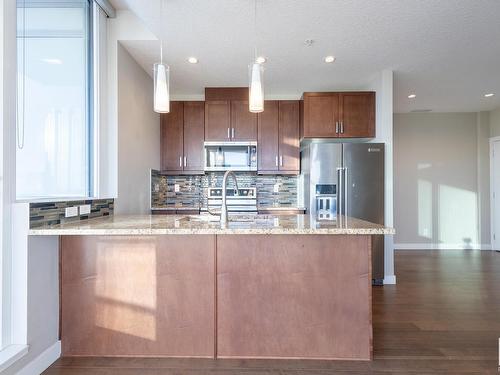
[258, 100, 299, 174]
[301, 92, 375, 139]
[61, 235, 216, 357]
[161, 101, 184, 172]
[205, 100, 257, 142]
[216, 234, 372, 360]
[161, 101, 205, 174]
[231, 101, 257, 141]
[204, 100, 231, 141]
[183, 102, 205, 171]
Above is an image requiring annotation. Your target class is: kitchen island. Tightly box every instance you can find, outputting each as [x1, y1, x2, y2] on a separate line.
[30, 214, 394, 361]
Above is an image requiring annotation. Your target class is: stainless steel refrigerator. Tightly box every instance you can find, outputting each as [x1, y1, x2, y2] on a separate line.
[300, 142, 385, 284]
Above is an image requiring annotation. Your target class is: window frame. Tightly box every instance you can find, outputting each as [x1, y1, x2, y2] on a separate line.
[15, 0, 95, 202]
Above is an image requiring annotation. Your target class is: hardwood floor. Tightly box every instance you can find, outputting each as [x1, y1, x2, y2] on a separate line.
[44, 250, 500, 374]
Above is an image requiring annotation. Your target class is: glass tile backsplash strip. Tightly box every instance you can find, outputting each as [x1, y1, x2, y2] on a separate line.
[151, 170, 298, 209]
[30, 199, 114, 228]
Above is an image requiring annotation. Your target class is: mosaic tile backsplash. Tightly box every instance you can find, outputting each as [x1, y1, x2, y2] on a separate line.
[30, 199, 114, 228]
[151, 170, 299, 209]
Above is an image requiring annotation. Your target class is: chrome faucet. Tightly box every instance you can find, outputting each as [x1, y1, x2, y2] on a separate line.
[220, 170, 239, 225]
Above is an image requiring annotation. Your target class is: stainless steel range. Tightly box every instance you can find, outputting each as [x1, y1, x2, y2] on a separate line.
[207, 187, 257, 213]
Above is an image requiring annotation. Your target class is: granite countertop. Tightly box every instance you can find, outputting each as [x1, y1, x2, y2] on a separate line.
[28, 214, 395, 236]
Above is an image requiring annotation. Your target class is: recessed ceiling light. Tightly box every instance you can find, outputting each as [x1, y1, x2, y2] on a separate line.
[187, 57, 198, 64]
[408, 94, 416, 99]
[255, 56, 267, 64]
[324, 56, 336, 63]
[484, 93, 495, 97]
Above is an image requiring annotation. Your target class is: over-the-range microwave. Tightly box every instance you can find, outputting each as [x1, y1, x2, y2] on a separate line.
[204, 141, 257, 171]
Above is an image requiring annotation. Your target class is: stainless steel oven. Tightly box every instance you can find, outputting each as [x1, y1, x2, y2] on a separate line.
[204, 142, 257, 171]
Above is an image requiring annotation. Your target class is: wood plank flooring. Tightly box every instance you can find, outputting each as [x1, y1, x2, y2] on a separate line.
[43, 250, 500, 374]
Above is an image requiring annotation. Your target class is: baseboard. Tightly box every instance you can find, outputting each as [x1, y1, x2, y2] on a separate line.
[17, 340, 60, 375]
[383, 275, 396, 284]
[394, 243, 492, 251]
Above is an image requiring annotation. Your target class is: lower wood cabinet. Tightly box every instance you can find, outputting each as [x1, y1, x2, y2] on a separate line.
[258, 100, 300, 174]
[60, 234, 372, 360]
[216, 235, 371, 360]
[61, 235, 216, 357]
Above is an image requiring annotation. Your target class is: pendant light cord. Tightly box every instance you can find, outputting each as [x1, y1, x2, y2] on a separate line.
[160, 0, 164, 64]
[254, 0, 257, 60]
[17, 0, 26, 149]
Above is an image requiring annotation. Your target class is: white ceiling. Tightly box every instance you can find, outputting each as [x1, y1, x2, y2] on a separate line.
[110, 0, 500, 113]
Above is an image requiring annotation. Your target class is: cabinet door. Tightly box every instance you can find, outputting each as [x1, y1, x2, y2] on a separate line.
[279, 101, 300, 173]
[231, 101, 257, 141]
[339, 92, 375, 138]
[161, 101, 184, 172]
[183, 101, 205, 172]
[303, 93, 339, 138]
[257, 101, 279, 172]
[205, 101, 231, 141]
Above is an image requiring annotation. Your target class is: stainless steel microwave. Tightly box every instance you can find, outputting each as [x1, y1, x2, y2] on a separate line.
[204, 142, 257, 171]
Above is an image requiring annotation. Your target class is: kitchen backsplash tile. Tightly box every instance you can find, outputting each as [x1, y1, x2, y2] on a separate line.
[30, 199, 114, 228]
[151, 170, 298, 209]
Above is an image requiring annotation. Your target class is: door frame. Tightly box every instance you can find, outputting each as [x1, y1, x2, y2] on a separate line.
[489, 136, 500, 251]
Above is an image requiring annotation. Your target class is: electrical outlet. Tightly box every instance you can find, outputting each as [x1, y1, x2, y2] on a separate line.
[154, 183, 160, 192]
[65, 206, 78, 218]
[174, 184, 180, 192]
[273, 217, 280, 227]
[273, 183, 280, 193]
[79, 204, 91, 215]
[174, 219, 180, 228]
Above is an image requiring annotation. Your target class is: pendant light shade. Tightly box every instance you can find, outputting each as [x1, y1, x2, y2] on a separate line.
[153, 62, 170, 113]
[249, 62, 264, 113]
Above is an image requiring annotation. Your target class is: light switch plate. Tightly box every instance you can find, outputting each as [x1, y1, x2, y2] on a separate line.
[79, 204, 91, 215]
[65, 206, 78, 218]
[174, 184, 180, 192]
[273, 183, 280, 193]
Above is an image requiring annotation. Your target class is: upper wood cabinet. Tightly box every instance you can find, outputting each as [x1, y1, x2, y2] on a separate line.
[205, 100, 257, 142]
[339, 92, 375, 138]
[205, 100, 231, 141]
[183, 102, 205, 171]
[161, 101, 205, 174]
[161, 101, 184, 172]
[231, 101, 257, 141]
[301, 92, 375, 139]
[258, 100, 300, 174]
[278, 101, 300, 172]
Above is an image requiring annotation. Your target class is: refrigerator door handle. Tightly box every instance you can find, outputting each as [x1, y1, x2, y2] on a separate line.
[337, 167, 343, 217]
[344, 167, 348, 218]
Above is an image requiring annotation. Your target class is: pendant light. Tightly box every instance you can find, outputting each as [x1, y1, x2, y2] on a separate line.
[249, 0, 264, 113]
[153, 0, 170, 113]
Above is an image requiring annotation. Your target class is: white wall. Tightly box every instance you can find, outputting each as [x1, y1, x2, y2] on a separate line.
[394, 112, 491, 250]
[114, 43, 160, 214]
[491, 106, 500, 137]
[3, 235, 60, 375]
[106, 10, 158, 202]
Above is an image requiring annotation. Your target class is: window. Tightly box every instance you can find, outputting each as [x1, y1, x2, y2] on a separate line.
[16, 0, 92, 199]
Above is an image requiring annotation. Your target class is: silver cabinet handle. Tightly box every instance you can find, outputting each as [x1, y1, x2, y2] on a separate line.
[232, 128, 235, 139]
[335, 121, 339, 134]
[179, 156, 182, 167]
[340, 121, 344, 134]
[275, 156, 279, 167]
[279, 155, 283, 167]
[227, 127, 230, 139]
[184, 156, 187, 167]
